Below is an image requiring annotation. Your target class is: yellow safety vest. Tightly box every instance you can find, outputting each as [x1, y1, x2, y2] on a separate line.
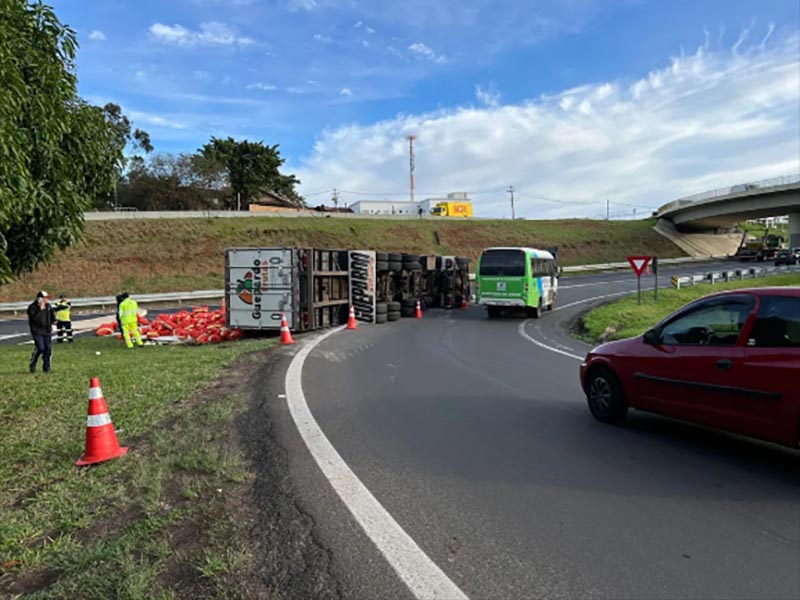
[118, 298, 139, 325]
[53, 300, 71, 321]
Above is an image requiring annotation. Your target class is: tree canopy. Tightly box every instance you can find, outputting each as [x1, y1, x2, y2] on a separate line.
[200, 137, 303, 209]
[0, 0, 122, 283]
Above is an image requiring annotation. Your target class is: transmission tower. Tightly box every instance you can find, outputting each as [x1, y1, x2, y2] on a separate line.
[407, 135, 416, 203]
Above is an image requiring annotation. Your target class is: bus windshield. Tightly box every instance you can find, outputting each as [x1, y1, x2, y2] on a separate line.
[479, 250, 526, 277]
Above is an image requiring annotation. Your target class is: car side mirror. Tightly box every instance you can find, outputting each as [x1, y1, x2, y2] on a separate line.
[643, 329, 660, 345]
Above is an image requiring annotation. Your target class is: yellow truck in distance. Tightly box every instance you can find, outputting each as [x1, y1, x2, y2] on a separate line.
[430, 201, 473, 218]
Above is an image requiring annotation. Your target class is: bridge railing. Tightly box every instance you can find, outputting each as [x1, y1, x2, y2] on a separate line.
[659, 173, 800, 214]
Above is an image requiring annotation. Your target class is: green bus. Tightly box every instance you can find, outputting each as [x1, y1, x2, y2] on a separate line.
[476, 247, 558, 318]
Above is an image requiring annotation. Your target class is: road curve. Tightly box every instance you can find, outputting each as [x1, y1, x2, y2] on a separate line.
[285, 264, 800, 600]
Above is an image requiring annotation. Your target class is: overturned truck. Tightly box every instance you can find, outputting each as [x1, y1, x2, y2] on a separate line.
[225, 247, 470, 331]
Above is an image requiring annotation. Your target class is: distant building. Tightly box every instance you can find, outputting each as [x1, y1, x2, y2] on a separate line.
[249, 190, 300, 212]
[418, 192, 471, 215]
[349, 200, 419, 215]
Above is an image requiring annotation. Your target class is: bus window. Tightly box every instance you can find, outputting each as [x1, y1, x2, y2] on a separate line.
[531, 258, 555, 277]
[479, 250, 526, 277]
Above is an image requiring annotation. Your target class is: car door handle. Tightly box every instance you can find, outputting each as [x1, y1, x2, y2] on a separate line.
[716, 359, 733, 370]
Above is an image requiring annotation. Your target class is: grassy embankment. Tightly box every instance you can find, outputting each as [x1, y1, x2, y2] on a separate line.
[0, 217, 684, 301]
[0, 336, 276, 598]
[579, 273, 800, 344]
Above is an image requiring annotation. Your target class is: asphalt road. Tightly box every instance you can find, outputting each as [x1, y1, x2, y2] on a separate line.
[272, 262, 800, 600]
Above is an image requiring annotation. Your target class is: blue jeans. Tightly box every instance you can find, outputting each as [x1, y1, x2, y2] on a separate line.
[30, 332, 52, 372]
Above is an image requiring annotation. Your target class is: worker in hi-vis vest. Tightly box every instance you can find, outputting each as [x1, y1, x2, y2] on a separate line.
[53, 293, 73, 343]
[117, 293, 143, 348]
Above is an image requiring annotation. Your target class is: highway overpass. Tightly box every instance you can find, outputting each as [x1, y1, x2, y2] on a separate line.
[656, 174, 800, 248]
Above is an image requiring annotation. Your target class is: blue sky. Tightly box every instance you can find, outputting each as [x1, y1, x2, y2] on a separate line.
[53, 0, 800, 217]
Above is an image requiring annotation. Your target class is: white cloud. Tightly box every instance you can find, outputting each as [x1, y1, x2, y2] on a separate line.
[366, 26, 376, 35]
[354, 20, 363, 28]
[247, 82, 277, 91]
[408, 42, 446, 64]
[193, 70, 213, 83]
[287, 0, 317, 11]
[88, 30, 106, 41]
[149, 22, 254, 47]
[313, 33, 332, 43]
[293, 34, 800, 219]
[475, 84, 500, 107]
[340, 87, 353, 97]
[129, 110, 186, 130]
[362, 40, 370, 48]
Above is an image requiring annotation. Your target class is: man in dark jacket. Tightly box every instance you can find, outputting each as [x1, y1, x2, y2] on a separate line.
[27, 291, 56, 373]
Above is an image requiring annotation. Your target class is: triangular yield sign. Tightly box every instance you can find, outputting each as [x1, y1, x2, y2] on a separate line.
[627, 255, 652, 277]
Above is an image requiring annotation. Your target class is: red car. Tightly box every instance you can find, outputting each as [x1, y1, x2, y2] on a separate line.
[580, 287, 800, 448]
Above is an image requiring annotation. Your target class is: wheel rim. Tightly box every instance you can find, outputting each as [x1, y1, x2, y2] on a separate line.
[590, 377, 612, 412]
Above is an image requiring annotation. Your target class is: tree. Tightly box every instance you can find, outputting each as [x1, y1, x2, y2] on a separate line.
[200, 137, 304, 209]
[0, 0, 122, 282]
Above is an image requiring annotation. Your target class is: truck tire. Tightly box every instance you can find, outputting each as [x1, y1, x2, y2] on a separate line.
[405, 261, 422, 271]
[388, 301, 401, 312]
[456, 257, 470, 270]
[377, 260, 389, 272]
[376, 252, 389, 262]
[388, 252, 402, 262]
[402, 253, 421, 264]
[376, 313, 388, 324]
[388, 260, 402, 272]
[487, 306, 501, 318]
[387, 311, 401, 322]
[376, 302, 388, 315]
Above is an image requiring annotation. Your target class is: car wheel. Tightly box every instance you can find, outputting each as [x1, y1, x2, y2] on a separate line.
[586, 367, 628, 424]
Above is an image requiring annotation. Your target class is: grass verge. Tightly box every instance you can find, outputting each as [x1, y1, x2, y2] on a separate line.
[0, 217, 684, 301]
[578, 273, 800, 344]
[0, 335, 276, 599]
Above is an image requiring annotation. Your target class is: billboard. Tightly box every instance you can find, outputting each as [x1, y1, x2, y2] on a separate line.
[348, 250, 376, 323]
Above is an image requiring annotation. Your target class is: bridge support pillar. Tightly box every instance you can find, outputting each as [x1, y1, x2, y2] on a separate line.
[790, 212, 800, 249]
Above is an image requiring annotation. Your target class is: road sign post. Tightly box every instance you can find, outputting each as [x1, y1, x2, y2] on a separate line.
[627, 256, 652, 305]
[653, 257, 659, 300]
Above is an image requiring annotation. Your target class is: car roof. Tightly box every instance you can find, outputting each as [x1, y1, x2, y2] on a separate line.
[700, 287, 800, 299]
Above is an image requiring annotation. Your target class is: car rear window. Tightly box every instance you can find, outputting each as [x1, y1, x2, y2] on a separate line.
[479, 250, 525, 277]
[748, 296, 800, 348]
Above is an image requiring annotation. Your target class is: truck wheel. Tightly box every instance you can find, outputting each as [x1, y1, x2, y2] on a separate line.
[376, 302, 388, 315]
[402, 253, 421, 263]
[388, 260, 402, 272]
[387, 311, 401, 322]
[456, 258, 470, 270]
[405, 261, 422, 271]
[487, 306, 501, 318]
[376, 313, 388, 324]
[388, 301, 401, 312]
[377, 260, 389, 272]
[388, 253, 402, 262]
[376, 252, 388, 262]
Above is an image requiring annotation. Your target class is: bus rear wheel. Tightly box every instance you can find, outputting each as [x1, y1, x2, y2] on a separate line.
[487, 306, 502, 319]
[526, 305, 541, 319]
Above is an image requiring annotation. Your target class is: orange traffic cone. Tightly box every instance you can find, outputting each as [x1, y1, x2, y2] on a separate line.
[415, 300, 423, 319]
[346, 305, 358, 330]
[76, 377, 128, 467]
[280, 313, 295, 345]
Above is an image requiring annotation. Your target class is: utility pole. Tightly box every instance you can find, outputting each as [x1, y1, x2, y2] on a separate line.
[606, 199, 610, 220]
[507, 185, 516, 219]
[407, 135, 416, 203]
[332, 188, 339, 210]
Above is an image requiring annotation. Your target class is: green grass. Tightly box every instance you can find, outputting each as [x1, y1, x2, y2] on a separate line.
[0, 335, 276, 598]
[579, 273, 800, 344]
[0, 216, 684, 301]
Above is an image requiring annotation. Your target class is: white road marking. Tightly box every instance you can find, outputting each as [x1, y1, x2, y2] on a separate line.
[285, 327, 469, 600]
[0, 333, 26, 341]
[559, 278, 634, 289]
[518, 290, 634, 361]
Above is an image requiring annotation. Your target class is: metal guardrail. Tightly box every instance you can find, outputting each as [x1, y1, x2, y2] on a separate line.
[671, 264, 800, 289]
[0, 256, 742, 313]
[0, 290, 224, 314]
